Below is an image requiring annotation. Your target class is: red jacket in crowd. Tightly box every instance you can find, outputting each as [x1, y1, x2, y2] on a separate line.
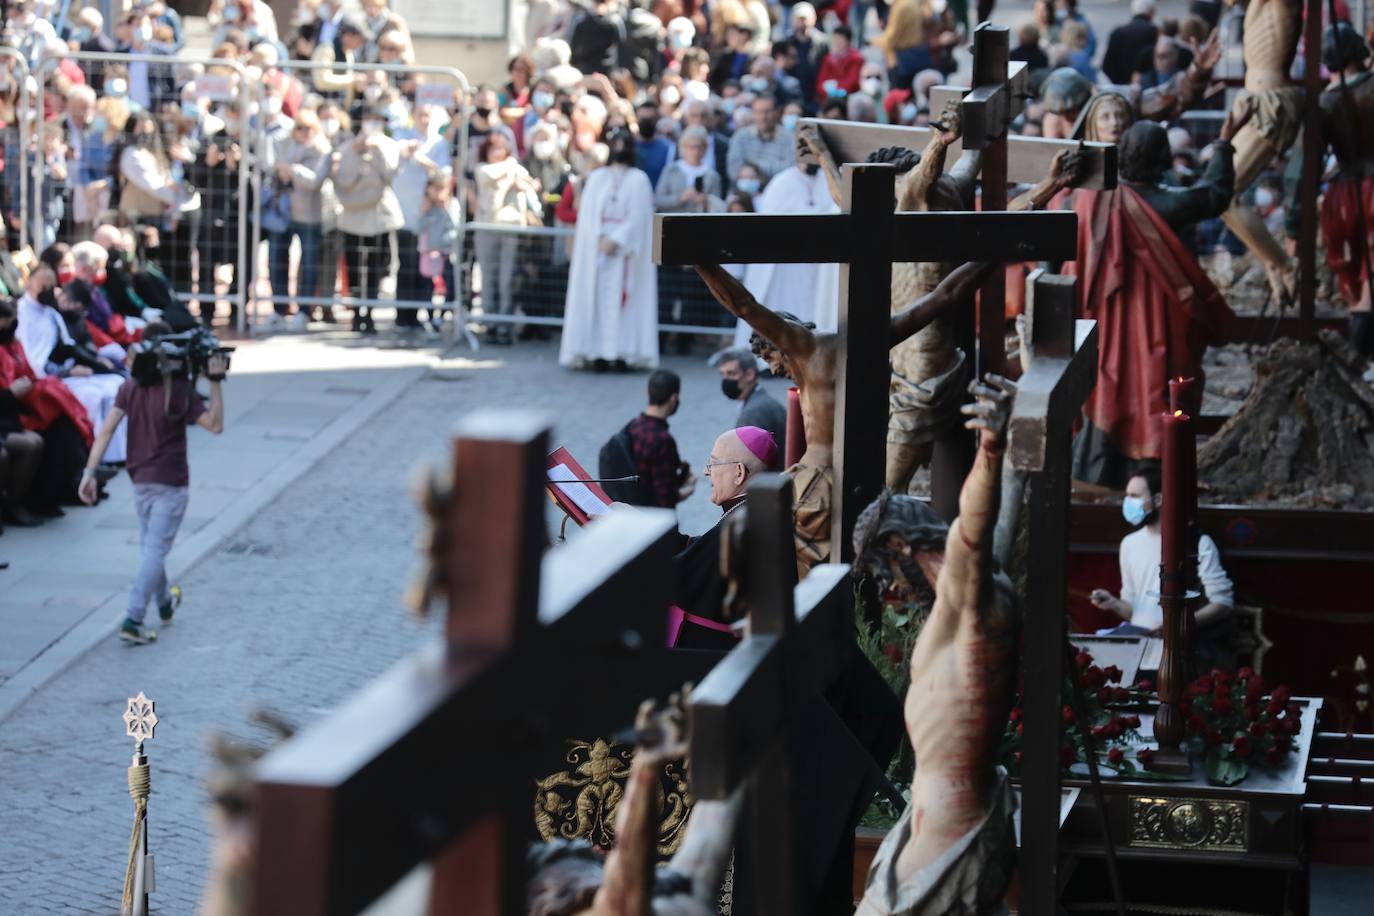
[815, 47, 865, 97]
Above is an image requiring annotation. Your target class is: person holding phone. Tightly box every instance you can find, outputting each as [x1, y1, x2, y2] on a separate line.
[653, 126, 722, 213]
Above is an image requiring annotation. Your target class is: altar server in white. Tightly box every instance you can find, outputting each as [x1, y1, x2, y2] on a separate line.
[732, 162, 840, 349]
[560, 128, 659, 370]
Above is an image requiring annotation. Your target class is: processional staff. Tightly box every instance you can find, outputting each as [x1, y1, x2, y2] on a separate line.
[120, 692, 159, 916]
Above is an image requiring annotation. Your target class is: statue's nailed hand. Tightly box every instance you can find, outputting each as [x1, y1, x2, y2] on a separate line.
[633, 686, 692, 766]
[795, 120, 824, 163]
[961, 373, 1017, 451]
[1049, 143, 1088, 191]
[933, 100, 962, 146]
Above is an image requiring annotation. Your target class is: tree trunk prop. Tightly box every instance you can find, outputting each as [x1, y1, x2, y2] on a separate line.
[1198, 330, 1374, 509]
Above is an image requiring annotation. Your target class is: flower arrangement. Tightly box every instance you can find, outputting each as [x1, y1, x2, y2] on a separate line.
[1182, 667, 1301, 786]
[1001, 648, 1156, 778]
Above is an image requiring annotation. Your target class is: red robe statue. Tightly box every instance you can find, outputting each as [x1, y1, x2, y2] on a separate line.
[0, 339, 95, 446]
[1064, 187, 1234, 484]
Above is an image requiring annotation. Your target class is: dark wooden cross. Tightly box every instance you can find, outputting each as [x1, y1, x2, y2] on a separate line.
[655, 176, 1076, 563]
[800, 23, 1116, 520]
[688, 474, 892, 913]
[1007, 270, 1100, 916]
[249, 412, 713, 915]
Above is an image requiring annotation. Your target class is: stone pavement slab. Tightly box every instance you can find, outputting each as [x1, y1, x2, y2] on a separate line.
[0, 334, 450, 720]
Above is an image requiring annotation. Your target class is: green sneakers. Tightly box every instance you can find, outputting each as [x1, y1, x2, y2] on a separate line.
[119, 619, 155, 645]
[159, 585, 182, 624]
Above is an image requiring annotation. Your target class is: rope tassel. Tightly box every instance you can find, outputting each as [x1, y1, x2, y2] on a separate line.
[122, 761, 151, 916]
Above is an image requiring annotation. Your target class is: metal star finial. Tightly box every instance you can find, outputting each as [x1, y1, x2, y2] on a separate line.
[123, 692, 158, 749]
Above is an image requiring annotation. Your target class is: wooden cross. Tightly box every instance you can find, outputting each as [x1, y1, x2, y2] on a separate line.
[1007, 271, 1099, 916]
[249, 412, 714, 915]
[688, 474, 894, 913]
[800, 23, 1115, 520]
[654, 176, 1076, 562]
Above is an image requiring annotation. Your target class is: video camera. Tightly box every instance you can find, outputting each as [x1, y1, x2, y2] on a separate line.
[131, 327, 235, 384]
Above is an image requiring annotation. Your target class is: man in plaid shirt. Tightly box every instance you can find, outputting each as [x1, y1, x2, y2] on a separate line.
[626, 370, 696, 509]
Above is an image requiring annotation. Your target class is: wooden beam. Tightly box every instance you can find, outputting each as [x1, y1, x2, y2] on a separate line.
[801, 119, 1118, 190]
[960, 54, 1026, 150]
[1298, 0, 1323, 335]
[833, 165, 896, 563]
[653, 211, 1077, 267]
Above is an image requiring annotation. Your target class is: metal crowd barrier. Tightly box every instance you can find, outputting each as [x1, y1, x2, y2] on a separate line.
[33, 51, 251, 328]
[460, 221, 737, 337]
[0, 47, 31, 253]
[248, 59, 472, 343]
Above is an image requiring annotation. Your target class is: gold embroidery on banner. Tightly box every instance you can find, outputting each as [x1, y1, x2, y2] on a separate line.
[1128, 796, 1249, 852]
[532, 738, 693, 856]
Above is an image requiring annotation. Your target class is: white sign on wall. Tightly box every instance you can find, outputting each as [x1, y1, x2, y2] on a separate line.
[394, 0, 508, 40]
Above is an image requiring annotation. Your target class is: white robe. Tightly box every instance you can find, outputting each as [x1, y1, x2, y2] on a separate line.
[16, 294, 127, 463]
[560, 164, 659, 369]
[733, 166, 841, 349]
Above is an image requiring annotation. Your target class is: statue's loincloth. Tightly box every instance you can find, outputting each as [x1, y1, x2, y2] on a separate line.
[888, 348, 968, 446]
[1232, 86, 1305, 153]
[788, 462, 833, 578]
[856, 768, 1015, 916]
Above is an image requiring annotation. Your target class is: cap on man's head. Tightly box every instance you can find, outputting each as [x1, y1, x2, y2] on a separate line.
[735, 426, 778, 470]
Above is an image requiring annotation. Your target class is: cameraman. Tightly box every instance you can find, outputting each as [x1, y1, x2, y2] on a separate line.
[78, 331, 227, 644]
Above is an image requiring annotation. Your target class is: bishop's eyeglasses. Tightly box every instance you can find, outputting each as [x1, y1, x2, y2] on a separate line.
[703, 459, 742, 477]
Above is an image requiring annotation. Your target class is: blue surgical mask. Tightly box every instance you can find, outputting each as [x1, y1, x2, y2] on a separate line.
[721, 98, 737, 116]
[181, 100, 201, 120]
[736, 177, 760, 194]
[1121, 496, 1149, 527]
[532, 90, 555, 111]
[781, 113, 798, 132]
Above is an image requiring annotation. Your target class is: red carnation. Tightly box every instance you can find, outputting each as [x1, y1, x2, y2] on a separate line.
[1136, 679, 1154, 692]
[1237, 666, 1256, 680]
[1103, 665, 1123, 683]
[1265, 698, 1283, 716]
[1212, 668, 1232, 684]
[1282, 715, 1302, 735]
[1265, 746, 1284, 766]
[1245, 680, 1264, 703]
[1272, 685, 1291, 706]
[1016, 722, 1024, 735]
[1107, 746, 1125, 765]
[1015, 751, 1024, 766]
[1061, 744, 1077, 767]
[1113, 687, 1131, 703]
[1009, 707, 1022, 723]
[1244, 704, 1260, 722]
[1188, 714, 1206, 733]
[1249, 721, 1267, 737]
[1062, 705, 1075, 726]
[1136, 748, 1155, 765]
[1075, 651, 1092, 670]
[1213, 697, 1234, 716]
[1286, 703, 1302, 718]
[1268, 718, 1283, 735]
[1082, 666, 1106, 689]
[1179, 698, 1193, 716]
[1097, 686, 1114, 703]
[1204, 728, 1223, 747]
[883, 644, 903, 665]
[1232, 736, 1252, 757]
[1091, 724, 1108, 738]
[1124, 714, 1142, 729]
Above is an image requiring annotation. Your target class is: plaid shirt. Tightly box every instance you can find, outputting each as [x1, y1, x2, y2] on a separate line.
[725, 125, 796, 186]
[626, 413, 684, 509]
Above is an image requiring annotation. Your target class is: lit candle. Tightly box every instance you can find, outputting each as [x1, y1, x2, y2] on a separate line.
[1159, 410, 1189, 585]
[785, 387, 805, 469]
[1168, 376, 1199, 416]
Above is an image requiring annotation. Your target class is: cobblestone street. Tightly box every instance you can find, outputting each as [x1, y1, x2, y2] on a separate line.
[0, 337, 773, 913]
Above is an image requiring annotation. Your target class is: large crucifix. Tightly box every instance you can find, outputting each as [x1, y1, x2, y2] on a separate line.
[792, 23, 1116, 519]
[248, 412, 716, 915]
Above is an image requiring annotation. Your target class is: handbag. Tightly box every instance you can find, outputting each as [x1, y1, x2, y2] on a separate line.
[418, 231, 444, 279]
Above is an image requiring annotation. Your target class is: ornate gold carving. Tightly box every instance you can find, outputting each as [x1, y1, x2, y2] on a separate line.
[533, 738, 692, 856]
[1129, 796, 1249, 852]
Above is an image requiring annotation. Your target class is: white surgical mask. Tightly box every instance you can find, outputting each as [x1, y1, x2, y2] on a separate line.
[736, 177, 760, 194]
[223, 4, 240, 23]
[265, 95, 282, 116]
[861, 77, 882, 96]
[322, 118, 340, 136]
[137, 23, 153, 43]
[900, 103, 918, 123]
[361, 120, 383, 138]
[660, 86, 681, 107]
[781, 113, 798, 132]
[931, 0, 948, 13]
[107, 77, 128, 98]
[533, 139, 556, 159]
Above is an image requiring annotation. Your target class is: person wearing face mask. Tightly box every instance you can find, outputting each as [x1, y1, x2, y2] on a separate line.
[786, 3, 828, 112]
[15, 268, 127, 463]
[333, 107, 404, 333]
[634, 101, 675, 188]
[716, 348, 785, 471]
[725, 94, 794, 188]
[858, 64, 887, 110]
[731, 147, 840, 349]
[1090, 465, 1234, 665]
[708, 23, 754, 92]
[114, 113, 176, 225]
[187, 104, 254, 328]
[816, 26, 865, 99]
[523, 79, 559, 137]
[359, 0, 408, 61]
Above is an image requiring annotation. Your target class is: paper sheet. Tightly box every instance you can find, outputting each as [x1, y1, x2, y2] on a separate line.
[1140, 637, 1164, 672]
[548, 464, 610, 518]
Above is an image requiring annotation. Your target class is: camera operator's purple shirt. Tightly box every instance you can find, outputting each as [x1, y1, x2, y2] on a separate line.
[115, 378, 206, 488]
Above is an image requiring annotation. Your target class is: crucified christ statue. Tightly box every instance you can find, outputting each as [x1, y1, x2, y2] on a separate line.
[797, 109, 1084, 494]
[1220, 0, 1305, 307]
[856, 374, 1020, 916]
[526, 689, 741, 916]
[695, 254, 996, 577]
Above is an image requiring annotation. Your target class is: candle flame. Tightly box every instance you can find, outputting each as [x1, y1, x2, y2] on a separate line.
[1173, 410, 1184, 417]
